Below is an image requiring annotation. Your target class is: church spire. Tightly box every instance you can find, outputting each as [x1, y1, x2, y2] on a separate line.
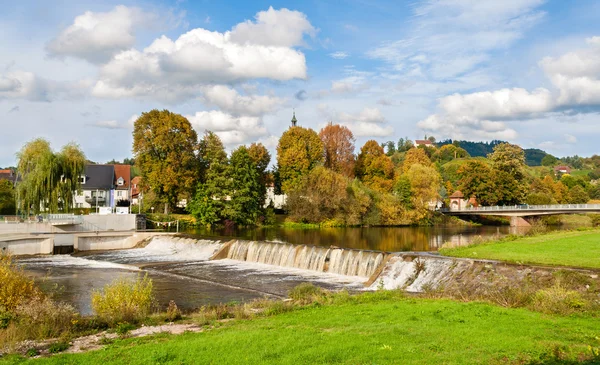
[291, 109, 297, 127]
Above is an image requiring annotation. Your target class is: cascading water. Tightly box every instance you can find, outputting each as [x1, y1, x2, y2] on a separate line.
[224, 240, 387, 278]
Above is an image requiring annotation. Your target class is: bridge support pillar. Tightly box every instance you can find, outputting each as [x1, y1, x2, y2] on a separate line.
[510, 216, 531, 228]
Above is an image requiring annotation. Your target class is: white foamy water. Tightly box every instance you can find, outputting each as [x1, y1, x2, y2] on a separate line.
[370, 255, 472, 292]
[226, 240, 386, 279]
[210, 259, 366, 285]
[89, 236, 224, 263]
[19, 255, 139, 271]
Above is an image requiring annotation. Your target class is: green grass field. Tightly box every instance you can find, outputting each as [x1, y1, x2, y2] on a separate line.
[3, 293, 600, 364]
[441, 229, 600, 269]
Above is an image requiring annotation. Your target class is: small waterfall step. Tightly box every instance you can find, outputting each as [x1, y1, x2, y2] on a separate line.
[214, 240, 388, 279]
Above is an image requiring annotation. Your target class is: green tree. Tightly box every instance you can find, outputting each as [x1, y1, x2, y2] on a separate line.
[397, 137, 413, 153]
[541, 154, 558, 167]
[188, 132, 228, 225]
[0, 180, 15, 215]
[393, 175, 413, 209]
[225, 146, 264, 225]
[568, 185, 590, 204]
[277, 126, 324, 193]
[16, 139, 86, 214]
[488, 143, 528, 205]
[457, 160, 497, 206]
[355, 140, 395, 193]
[133, 110, 199, 214]
[248, 142, 271, 209]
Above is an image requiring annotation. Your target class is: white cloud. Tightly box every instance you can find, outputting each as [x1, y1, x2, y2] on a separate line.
[565, 134, 577, 143]
[92, 8, 313, 102]
[91, 120, 125, 129]
[229, 7, 316, 47]
[0, 71, 91, 101]
[318, 105, 393, 137]
[329, 51, 349, 59]
[200, 85, 285, 116]
[46, 6, 155, 64]
[186, 110, 268, 145]
[418, 35, 600, 141]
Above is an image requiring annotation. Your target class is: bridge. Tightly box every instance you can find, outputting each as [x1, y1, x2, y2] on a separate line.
[441, 204, 600, 226]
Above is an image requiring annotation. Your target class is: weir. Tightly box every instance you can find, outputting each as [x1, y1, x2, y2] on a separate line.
[217, 240, 387, 279]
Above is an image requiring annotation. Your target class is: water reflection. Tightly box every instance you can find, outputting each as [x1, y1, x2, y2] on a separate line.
[183, 225, 529, 252]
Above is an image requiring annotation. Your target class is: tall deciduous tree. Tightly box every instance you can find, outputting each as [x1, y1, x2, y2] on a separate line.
[319, 123, 355, 177]
[405, 164, 441, 221]
[402, 147, 433, 173]
[457, 160, 497, 206]
[488, 143, 528, 205]
[277, 126, 324, 193]
[355, 140, 395, 193]
[248, 142, 271, 206]
[188, 131, 228, 225]
[225, 146, 264, 225]
[133, 110, 198, 214]
[16, 139, 86, 214]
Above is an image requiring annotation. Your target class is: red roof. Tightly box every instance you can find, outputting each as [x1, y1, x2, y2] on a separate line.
[415, 140, 433, 145]
[131, 176, 141, 197]
[449, 190, 464, 198]
[113, 165, 131, 190]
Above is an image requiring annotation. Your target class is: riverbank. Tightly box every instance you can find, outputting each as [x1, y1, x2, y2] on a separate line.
[2, 290, 600, 364]
[440, 228, 600, 269]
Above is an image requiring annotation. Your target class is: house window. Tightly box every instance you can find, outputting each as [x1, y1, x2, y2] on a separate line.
[79, 175, 86, 184]
[117, 191, 122, 197]
[117, 177, 124, 186]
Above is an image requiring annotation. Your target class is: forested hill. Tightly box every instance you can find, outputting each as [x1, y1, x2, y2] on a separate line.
[436, 139, 548, 166]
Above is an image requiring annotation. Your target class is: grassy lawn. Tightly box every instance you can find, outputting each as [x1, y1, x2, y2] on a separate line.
[3, 293, 600, 364]
[441, 229, 600, 269]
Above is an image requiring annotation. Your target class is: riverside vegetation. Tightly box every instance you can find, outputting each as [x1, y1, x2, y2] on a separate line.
[3, 230, 600, 364]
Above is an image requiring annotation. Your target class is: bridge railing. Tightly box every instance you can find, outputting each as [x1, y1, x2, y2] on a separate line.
[441, 204, 600, 212]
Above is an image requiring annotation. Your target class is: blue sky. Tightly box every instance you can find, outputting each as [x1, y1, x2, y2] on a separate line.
[1, 0, 600, 167]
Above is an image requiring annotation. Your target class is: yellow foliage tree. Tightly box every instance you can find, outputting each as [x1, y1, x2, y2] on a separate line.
[355, 140, 395, 193]
[277, 126, 324, 193]
[405, 164, 441, 221]
[402, 148, 433, 173]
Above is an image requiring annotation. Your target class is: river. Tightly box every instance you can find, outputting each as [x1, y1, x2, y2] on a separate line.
[17, 224, 539, 315]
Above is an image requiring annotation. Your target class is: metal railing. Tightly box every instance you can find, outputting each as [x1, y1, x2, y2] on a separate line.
[442, 204, 600, 212]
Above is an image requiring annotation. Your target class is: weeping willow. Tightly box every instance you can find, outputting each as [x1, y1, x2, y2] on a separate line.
[16, 139, 86, 215]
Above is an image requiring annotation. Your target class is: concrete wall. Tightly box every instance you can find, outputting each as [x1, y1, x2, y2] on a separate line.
[83, 214, 137, 231]
[0, 237, 53, 255]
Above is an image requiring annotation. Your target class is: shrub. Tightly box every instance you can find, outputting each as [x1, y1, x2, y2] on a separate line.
[0, 253, 42, 311]
[12, 296, 78, 340]
[531, 283, 586, 315]
[166, 300, 182, 322]
[289, 283, 324, 304]
[91, 274, 155, 325]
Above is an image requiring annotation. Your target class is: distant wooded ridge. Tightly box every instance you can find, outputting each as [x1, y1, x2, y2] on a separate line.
[437, 140, 548, 166]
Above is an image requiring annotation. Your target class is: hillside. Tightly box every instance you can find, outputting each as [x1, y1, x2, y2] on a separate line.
[437, 140, 548, 166]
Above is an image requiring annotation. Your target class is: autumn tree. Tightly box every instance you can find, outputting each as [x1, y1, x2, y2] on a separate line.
[277, 126, 324, 193]
[355, 140, 395, 193]
[16, 139, 86, 214]
[433, 144, 469, 163]
[286, 166, 349, 223]
[568, 185, 590, 204]
[133, 110, 198, 214]
[319, 123, 355, 177]
[405, 164, 441, 221]
[224, 146, 264, 225]
[188, 131, 228, 225]
[402, 147, 432, 173]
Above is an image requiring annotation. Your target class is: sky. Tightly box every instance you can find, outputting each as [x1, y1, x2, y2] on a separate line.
[1, 0, 600, 167]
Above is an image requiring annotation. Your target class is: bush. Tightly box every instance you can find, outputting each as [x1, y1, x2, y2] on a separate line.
[0, 254, 42, 312]
[91, 274, 155, 325]
[48, 341, 70, 354]
[531, 283, 586, 315]
[289, 283, 324, 304]
[166, 300, 182, 322]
